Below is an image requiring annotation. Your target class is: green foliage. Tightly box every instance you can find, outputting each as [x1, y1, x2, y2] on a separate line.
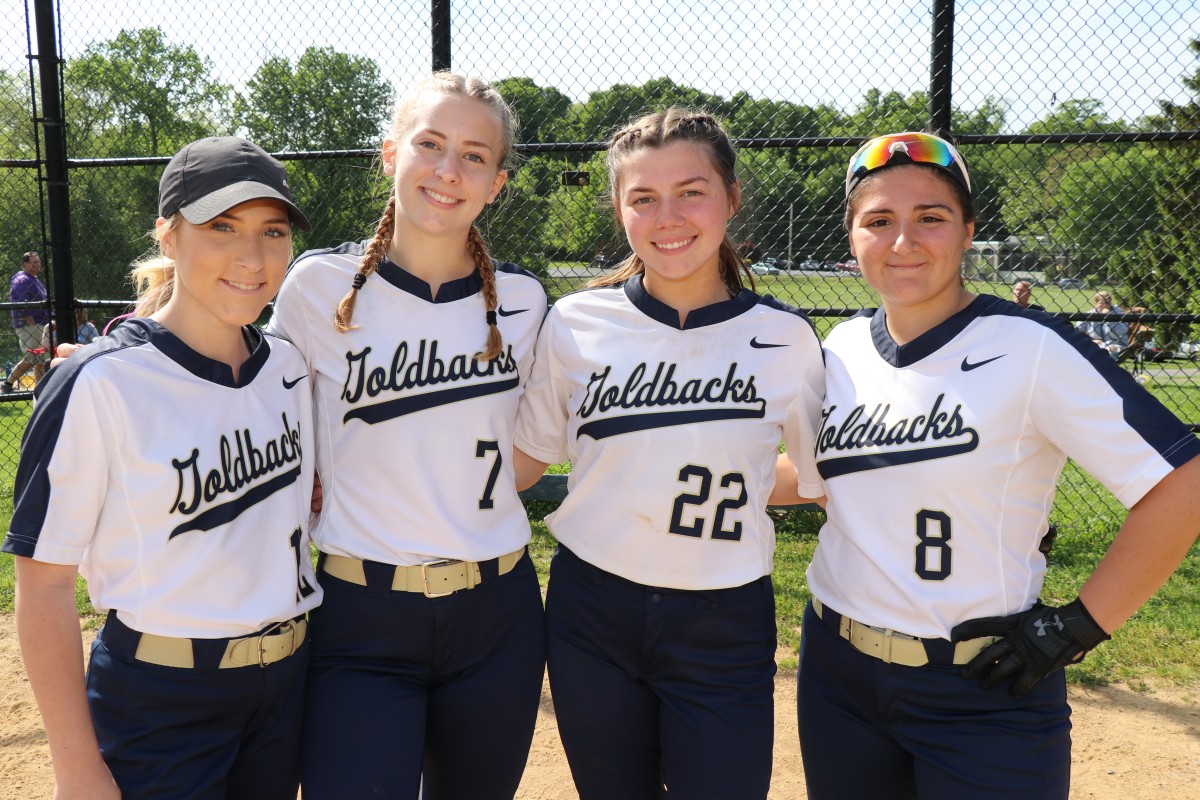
[65, 28, 232, 157]
[567, 77, 730, 142]
[492, 77, 573, 145]
[236, 47, 391, 153]
[1130, 38, 1200, 343]
[59, 29, 234, 299]
[236, 47, 393, 252]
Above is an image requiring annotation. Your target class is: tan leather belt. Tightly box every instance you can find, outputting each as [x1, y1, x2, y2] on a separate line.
[322, 547, 525, 597]
[133, 618, 306, 669]
[813, 598, 997, 667]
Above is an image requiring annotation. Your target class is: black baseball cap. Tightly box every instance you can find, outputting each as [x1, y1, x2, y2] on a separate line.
[158, 137, 311, 231]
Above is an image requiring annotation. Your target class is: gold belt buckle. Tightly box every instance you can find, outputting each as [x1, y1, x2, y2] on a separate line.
[255, 620, 293, 667]
[421, 559, 459, 598]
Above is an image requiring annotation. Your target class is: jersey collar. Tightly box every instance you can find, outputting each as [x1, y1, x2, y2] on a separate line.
[870, 295, 991, 367]
[623, 273, 760, 330]
[375, 256, 484, 303]
[131, 318, 269, 387]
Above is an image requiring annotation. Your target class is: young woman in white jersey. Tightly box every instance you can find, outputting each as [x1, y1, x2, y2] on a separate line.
[514, 108, 825, 799]
[4, 136, 320, 800]
[266, 73, 547, 799]
[797, 131, 1200, 799]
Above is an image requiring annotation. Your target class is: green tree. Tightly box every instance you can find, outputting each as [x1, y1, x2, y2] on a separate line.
[236, 47, 392, 250]
[66, 28, 231, 157]
[237, 47, 390, 152]
[568, 78, 729, 142]
[62, 29, 233, 300]
[998, 98, 1132, 279]
[1051, 148, 1156, 280]
[1129, 38, 1200, 347]
[0, 70, 42, 264]
[493, 77, 572, 145]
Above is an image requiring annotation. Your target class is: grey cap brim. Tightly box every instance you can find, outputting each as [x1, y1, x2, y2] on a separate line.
[177, 181, 312, 231]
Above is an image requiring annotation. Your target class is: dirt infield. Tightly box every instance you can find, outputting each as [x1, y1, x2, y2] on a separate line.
[2, 618, 1198, 799]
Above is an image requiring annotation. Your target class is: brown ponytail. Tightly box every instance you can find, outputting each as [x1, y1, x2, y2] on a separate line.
[335, 194, 397, 332]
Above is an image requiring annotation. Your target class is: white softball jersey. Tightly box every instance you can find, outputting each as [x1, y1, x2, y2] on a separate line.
[2, 319, 322, 638]
[515, 274, 825, 591]
[808, 295, 1200, 639]
[267, 242, 546, 565]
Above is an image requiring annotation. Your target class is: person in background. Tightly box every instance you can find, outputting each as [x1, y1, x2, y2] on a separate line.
[3, 251, 50, 393]
[1012, 279, 1043, 310]
[75, 308, 100, 344]
[1076, 289, 1128, 357]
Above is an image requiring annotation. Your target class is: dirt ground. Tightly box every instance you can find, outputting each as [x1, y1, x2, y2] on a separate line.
[2, 617, 1198, 799]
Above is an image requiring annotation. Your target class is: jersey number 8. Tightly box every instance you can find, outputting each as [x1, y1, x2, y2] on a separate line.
[915, 509, 952, 580]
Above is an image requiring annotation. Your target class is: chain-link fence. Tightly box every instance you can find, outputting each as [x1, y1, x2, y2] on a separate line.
[2, 0, 1198, 519]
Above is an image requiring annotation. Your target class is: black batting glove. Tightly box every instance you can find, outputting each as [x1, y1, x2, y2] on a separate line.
[950, 598, 1111, 698]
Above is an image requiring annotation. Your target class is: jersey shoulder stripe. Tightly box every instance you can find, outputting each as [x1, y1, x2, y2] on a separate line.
[495, 260, 543, 284]
[293, 239, 368, 265]
[4, 323, 154, 556]
[976, 295, 1200, 466]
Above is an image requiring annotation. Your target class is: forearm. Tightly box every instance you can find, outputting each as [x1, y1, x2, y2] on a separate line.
[513, 446, 550, 492]
[14, 559, 113, 791]
[767, 453, 825, 507]
[1079, 455, 1200, 633]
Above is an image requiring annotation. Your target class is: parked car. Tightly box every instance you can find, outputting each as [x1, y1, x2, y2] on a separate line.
[1057, 277, 1086, 289]
[1135, 337, 1200, 362]
[749, 261, 782, 275]
[834, 259, 861, 275]
[589, 252, 628, 268]
[1016, 275, 1040, 286]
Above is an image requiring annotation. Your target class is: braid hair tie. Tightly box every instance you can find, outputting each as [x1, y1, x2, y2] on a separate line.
[352, 272, 367, 290]
[486, 310, 497, 326]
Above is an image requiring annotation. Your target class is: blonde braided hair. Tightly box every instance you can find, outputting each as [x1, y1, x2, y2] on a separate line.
[469, 225, 503, 360]
[334, 194, 396, 332]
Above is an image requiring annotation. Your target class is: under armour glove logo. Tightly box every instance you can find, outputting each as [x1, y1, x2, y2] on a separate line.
[1033, 615, 1065, 637]
[950, 598, 1110, 698]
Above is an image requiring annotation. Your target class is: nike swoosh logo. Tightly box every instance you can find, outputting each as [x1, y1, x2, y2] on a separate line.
[960, 355, 1006, 372]
[282, 374, 307, 389]
[750, 337, 787, 349]
[496, 306, 527, 317]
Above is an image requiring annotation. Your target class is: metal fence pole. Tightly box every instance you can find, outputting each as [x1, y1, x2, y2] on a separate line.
[31, 0, 74, 346]
[432, 0, 451, 71]
[929, 0, 954, 136]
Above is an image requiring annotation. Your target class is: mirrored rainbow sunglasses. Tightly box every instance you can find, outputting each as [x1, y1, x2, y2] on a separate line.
[844, 132, 971, 198]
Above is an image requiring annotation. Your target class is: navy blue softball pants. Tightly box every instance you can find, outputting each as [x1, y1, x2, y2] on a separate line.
[546, 545, 777, 800]
[797, 601, 1072, 799]
[300, 550, 546, 800]
[87, 615, 308, 800]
